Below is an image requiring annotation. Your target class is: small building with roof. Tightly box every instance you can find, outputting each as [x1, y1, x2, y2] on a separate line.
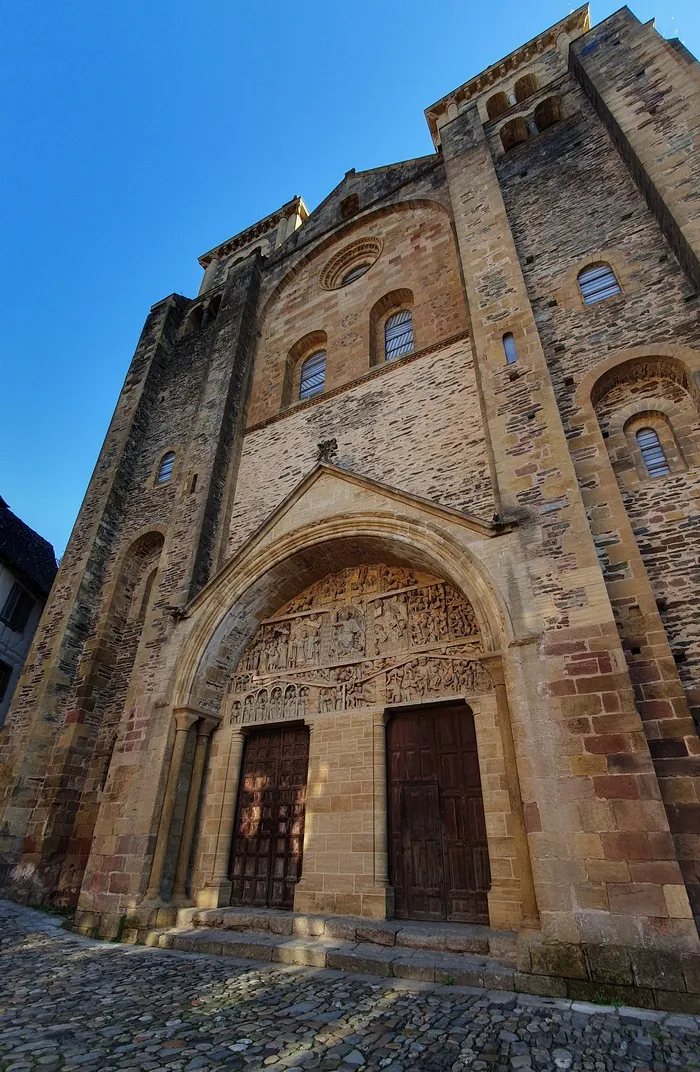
[0, 496, 57, 725]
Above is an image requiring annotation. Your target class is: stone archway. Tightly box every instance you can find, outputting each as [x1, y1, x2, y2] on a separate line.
[227, 564, 489, 728]
[184, 553, 534, 928]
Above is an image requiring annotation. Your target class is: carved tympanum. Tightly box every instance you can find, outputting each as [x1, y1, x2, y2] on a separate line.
[228, 565, 491, 725]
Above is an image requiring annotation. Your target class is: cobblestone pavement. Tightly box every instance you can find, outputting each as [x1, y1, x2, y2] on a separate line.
[1, 902, 699, 1072]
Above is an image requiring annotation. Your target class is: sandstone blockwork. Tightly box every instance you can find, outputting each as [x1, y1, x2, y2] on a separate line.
[2, 4, 700, 1012]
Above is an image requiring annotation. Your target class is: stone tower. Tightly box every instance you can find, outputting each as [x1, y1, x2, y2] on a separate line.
[2, 5, 700, 1008]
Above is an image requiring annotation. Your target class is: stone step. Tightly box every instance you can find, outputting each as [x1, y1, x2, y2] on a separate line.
[177, 906, 517, 963]
[156, 925, 517, 988]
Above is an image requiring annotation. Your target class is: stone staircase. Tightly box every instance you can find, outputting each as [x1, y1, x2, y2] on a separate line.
[151, 907, 518, 988]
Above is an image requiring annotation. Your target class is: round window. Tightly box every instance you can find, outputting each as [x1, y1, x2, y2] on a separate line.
[320, 238, 383, 290]
[340, 264, 370, 285]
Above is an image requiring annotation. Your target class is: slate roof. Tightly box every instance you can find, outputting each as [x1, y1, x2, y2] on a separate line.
[0, 496, 58, 597]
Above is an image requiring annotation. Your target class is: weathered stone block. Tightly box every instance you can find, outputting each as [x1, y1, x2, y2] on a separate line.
[586, 944, 634, 985]
[630, 949, 686, 992]
[514, 973, 568, 998]
[530, 943, 588, 980]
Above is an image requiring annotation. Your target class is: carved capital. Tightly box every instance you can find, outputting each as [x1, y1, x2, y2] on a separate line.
[196, 716, 219, 739]
[173, 707, 203, 733]
[479, 654, 505, 687]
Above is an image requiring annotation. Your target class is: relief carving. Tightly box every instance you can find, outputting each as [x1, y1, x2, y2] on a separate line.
[227, 566, 491, 725]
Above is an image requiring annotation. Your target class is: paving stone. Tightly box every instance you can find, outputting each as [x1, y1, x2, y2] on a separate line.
[0, 901, 699, 1072]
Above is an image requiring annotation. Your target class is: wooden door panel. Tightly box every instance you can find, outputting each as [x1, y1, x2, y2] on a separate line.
[230, 725, 309, 909]
[388, 705, 490, 924]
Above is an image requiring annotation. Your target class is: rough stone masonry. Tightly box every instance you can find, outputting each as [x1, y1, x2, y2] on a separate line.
[1, 4, 700, 1012]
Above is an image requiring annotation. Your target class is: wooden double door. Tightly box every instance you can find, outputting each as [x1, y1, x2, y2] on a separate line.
[387, 705, 491, 924]
[229, 725, 309, 909]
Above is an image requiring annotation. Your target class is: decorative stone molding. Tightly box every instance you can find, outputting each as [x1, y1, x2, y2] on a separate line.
[319, 238, 383, 290]
[226, 566, 493, 727]
[424, 5, 590, 145]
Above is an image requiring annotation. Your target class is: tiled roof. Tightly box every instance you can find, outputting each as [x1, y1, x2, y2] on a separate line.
[0, 496, 58, 597]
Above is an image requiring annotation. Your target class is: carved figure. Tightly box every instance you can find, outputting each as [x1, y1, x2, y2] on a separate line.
[244, 636, 264, 673]
[374, 594, 409, 653]
[303, 614, 321, 664]
[232, 566, 485, 717]
[333, 607, 364, 656]
[230, 700, 242, 725]
[255, 690, 268, 721]
[264, 624, 289, 672]
[284, 684, 297, 719]
[270, 686, 283, 721]
[447, 592, 479, 638]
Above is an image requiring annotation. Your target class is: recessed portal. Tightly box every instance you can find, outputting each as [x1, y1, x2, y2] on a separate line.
[387, 704, 490, 923]
[229, 724, 309, 909]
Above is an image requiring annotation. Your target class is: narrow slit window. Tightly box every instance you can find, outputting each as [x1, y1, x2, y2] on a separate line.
[578, 263, 622, 305]
[636, 428, 670, 478]
[385, 310, 413, 361]
[503, 333, 518, 364]
[156, 451, 176, 485]
[299, 350, 326, 399]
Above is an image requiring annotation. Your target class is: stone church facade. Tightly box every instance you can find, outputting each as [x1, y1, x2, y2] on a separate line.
[2, 5, 700, 1005]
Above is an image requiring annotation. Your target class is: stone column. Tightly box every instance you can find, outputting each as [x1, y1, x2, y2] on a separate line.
[172, 716, 217, 901]
[481, 656, 539, 929]
[274, 215, 288, 249]
[198, 257, 219, 295]
[145, 709, 198, 900]
[197, 725, 246, 908]
[369, 711, 393, 918]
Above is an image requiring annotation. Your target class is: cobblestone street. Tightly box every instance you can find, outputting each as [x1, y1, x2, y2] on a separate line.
[0, 902, 698, 1072]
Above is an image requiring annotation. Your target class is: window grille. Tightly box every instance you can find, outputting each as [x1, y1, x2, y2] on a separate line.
[385, 310, 413, 361]
[341, 264, 370, 285]
[636, 428, 670, 478]
[0, 659, 11, 705]
[578, 264, 622, 305]
[503, 333, 518, 364]
[299, 350, 326, 399]
[156, 451, 176, 485]
[0, 583, 33, 633]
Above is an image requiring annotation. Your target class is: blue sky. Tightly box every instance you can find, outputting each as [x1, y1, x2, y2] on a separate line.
[3, 1, 699, 555]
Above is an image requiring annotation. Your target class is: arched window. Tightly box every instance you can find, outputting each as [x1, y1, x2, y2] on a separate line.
[577, 263, 622, 305]
[156, 451, 176, 485]
[299, 351, 326, 399]
[206, 293, 221, 323]
[385, 310, 414, 361]
[534, 96, 562, 133]
[514, 74, 538, 102]
[182, 305, 203, 335]
[636, 428, 671, 478]
[486, 92, 509, 120]
[503, 333, 518, 364]
[500, 117, 529, 152]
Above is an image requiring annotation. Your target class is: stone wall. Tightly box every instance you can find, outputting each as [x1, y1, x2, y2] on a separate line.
[228, 338, 494, 557]
[247, 199, 468, 426]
